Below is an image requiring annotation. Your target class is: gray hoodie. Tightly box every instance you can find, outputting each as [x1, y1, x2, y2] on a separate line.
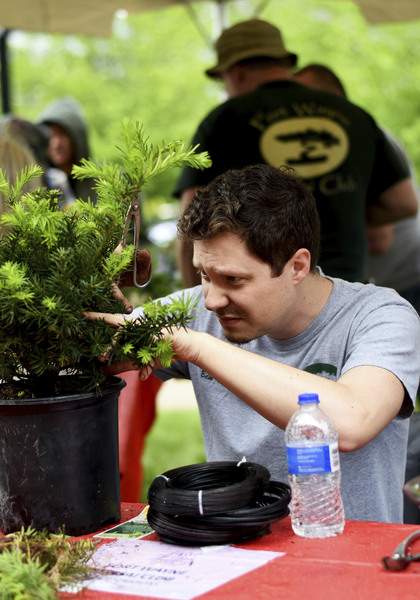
[38, 97, 96, 202]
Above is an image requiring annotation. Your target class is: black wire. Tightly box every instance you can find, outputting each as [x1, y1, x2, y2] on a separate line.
[148, 461, 271, 516]
[147, 462, 291, 546]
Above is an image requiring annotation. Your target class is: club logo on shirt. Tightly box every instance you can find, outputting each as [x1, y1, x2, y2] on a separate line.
[259, 117, 349, 179]
[200, 369, 214, 381]
[304, 362, 337, 380]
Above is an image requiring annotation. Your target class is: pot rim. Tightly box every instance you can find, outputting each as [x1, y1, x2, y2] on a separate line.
[0, 375, 125, 406]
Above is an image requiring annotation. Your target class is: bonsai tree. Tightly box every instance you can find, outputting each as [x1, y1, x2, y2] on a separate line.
[0, 122, 210, 397]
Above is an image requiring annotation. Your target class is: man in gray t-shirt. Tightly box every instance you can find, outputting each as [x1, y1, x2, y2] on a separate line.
[150, 276, 418, 522]
[88, 164, 420, 523]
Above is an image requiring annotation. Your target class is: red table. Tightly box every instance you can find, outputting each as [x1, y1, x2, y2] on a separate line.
[62, 503, 420, 600]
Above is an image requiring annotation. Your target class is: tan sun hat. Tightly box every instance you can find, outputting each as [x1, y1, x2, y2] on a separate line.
[206, 19, 298, 79]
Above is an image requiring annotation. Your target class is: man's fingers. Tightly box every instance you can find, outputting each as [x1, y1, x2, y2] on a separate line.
[83, 309, 157, 379]
[111, 283, 133, 313]
[103, 360, 139, 375]
[83, 311, 125, 328]
[139, 365, 153, 381]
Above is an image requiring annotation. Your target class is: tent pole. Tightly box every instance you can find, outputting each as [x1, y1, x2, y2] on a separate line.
[0, 29, 11, 114]
[215, 0, 228, 33]
[182, 1, 213, 48]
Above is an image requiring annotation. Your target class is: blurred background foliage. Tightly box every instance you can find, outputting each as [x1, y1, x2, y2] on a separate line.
[6, 0, 420, 295]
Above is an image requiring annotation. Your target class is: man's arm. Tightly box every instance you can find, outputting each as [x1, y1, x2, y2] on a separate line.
[367, 224, 395, 255]
[367, 128, 418, 226]
[366, 178, 418, 226]
[168, 328, 405, 453]
[176, 187, 201, 287]
[86, 305, 416, 454]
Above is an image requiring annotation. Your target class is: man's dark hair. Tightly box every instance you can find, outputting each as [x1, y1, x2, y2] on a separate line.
[178, 164, 320, 275]
[295, 63, 347, 98]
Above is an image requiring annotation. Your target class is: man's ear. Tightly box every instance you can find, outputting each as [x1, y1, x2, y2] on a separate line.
[289, 248, 311, 283]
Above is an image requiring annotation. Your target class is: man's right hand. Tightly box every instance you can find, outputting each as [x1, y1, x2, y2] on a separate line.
[84, 310, 202, 374]
[83, 310, 126, 328]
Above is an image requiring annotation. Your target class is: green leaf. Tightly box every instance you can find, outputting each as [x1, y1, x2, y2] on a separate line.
[154, 338, 174, 368]
[0, 169, 10, 197]
[136, 347, 154, 365]
[103, 245, 135, 280]
[9, 165, 44, 204]
[111, 294, 194, 369]
[0, 550, 55, 600]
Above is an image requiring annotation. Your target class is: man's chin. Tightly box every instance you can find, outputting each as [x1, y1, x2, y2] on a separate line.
[222, 330, 254, 344]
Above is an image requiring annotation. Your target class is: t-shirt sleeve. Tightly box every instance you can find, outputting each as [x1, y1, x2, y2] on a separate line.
[341, 294, 420, 417]
[367, 126, 412, 203]
[173, 123, 213, 197]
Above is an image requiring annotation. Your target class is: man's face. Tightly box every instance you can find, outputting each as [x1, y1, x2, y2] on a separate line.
[47, 124, 74, 171]
[193, 232, 298, 343]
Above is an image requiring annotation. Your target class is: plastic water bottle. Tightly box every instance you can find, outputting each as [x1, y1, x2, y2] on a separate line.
[285, 392, 345, 538]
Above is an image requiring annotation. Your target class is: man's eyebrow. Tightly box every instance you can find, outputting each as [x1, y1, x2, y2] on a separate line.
[200, 265, 250, 277]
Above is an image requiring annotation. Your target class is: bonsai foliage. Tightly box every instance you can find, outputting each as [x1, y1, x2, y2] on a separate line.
[0, 123, 210, 394]
[0, 527, 95, 598]
[112, 295, 196, 368]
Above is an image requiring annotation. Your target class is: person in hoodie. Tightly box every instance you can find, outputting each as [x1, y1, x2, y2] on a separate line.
[38, 97, 96, 206]
[0, 115, 75, 206]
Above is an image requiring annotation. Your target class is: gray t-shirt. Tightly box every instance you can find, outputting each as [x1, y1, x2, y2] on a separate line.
[134, 277, 420, 523]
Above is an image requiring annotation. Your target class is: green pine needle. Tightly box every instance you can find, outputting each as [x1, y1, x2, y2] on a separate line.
[0, 122, 205, 393]
[0, 527, 96, 598]
[0, 551, 55, 600]
[73, 121, 211, 219]
[112, 294, 196, 368]
[0, 164, 43, 206]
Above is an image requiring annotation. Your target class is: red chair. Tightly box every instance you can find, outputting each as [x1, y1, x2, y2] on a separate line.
[118, 371, 162, 501]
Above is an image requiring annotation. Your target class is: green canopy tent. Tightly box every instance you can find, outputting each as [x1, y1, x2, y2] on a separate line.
[1, 0, 420, 113]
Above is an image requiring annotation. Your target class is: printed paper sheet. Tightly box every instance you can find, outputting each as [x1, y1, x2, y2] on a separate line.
[82, 538, 284, 599]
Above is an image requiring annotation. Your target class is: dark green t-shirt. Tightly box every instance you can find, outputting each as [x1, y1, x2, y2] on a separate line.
[175, 80, 409, 281]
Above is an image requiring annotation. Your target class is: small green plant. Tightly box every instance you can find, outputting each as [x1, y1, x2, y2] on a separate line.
[0, 123, 210, 395]
[113, 295, 196, 368]
[0, 527, 96, 599]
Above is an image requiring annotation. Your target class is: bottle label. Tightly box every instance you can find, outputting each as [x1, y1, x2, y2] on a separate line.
[287, 442, 340, 475]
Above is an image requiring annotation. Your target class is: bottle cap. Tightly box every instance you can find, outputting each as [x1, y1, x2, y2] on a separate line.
[298, 392, 320, 405]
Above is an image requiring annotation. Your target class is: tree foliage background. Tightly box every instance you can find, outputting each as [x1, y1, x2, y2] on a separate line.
[8, 0, 420, 206]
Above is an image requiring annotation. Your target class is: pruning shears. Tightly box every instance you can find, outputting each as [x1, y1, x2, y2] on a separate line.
[382, 530, 420, 571]
[117, 194, 152, 289]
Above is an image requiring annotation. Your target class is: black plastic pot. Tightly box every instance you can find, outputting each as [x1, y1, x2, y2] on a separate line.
[0, 376, 125, 535]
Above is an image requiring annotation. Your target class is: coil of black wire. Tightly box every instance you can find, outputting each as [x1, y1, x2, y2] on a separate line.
[147, 461, 291, 546]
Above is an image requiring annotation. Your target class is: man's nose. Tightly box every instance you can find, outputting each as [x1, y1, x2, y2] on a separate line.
[203, 282, 229, 312]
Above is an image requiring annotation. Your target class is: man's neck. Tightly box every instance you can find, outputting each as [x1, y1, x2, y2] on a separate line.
[227, 66, 292, 98]
[277, 272, 333, 340]
[252, 67, 292, 87]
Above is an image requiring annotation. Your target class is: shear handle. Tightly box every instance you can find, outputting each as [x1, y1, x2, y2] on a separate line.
[382, 530, 420, 571]
[120, 198, 151, 288]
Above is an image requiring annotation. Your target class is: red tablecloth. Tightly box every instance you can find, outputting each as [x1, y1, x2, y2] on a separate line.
[62, 503, 420, 600]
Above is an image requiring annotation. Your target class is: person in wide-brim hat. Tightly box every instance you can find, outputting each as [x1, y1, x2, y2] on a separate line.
[206, 18, 297, 78]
